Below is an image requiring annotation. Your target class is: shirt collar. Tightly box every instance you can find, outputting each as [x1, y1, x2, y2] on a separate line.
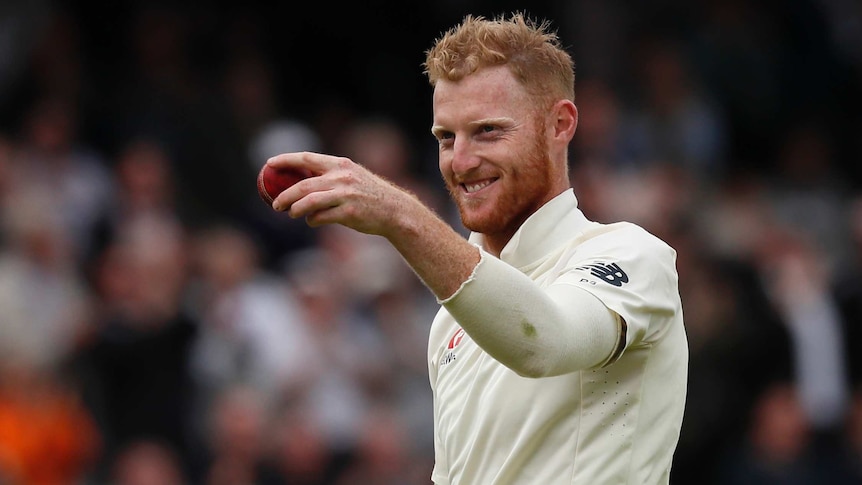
[468, 189, 593, 268]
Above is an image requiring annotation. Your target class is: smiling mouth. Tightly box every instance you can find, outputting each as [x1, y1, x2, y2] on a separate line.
[462, 178, 497, 194]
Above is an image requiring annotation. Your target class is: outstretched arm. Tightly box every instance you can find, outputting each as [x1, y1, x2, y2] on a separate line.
[268, 152, 480, 301]
[267, 152, 619, 375]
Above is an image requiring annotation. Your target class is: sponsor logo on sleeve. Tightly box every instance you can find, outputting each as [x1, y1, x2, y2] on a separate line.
[576, 262, 629, 287]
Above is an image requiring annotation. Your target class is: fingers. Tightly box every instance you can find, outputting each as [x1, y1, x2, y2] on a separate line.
[265, 152, 401, 236]
[283, 186, 338, 218]
[271, 174, 331, 213]
[266, 151, 349, 174]
[270, 158, 361, 214]
[267, 152, 351, 212]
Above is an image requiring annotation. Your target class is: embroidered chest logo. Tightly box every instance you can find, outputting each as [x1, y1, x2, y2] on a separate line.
[448, 328, 466, 349]
[576, 262, 629, 287]
[441, 328, 466, 366]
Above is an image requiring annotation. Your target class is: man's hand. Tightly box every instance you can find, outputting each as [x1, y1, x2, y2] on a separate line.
[267, 152, 417, 238]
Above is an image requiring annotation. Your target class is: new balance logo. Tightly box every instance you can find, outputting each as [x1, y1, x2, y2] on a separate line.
[577, 262, 629, 287]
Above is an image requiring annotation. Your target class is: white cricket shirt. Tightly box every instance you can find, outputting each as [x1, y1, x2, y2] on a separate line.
[428, 189, 688, 484]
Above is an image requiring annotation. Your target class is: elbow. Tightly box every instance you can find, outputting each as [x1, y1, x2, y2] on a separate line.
[506, 352, 559, 379]
[502, 345, 597, 379]
[513, 365, 550, 379]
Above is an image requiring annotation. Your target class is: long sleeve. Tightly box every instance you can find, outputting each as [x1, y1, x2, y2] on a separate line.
[439, 250, 621, 377]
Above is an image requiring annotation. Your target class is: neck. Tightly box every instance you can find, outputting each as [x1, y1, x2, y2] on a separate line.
[481, 185, 570, 257]
[482, 229, 517, 257]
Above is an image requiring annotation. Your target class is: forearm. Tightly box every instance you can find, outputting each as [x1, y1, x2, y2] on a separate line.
[383, 195, 481, 301]
[440, 250, 621, 377]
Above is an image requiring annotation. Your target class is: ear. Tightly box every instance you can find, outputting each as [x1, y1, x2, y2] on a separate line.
[551, 99, 578, 143]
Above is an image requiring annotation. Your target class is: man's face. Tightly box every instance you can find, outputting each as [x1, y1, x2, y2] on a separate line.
[432, 65, 554, 242]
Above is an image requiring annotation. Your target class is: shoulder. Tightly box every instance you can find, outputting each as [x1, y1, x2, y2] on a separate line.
[558, 221, 683, 344]
[559, 221, 681, 309]
[577, 221, 676, 266]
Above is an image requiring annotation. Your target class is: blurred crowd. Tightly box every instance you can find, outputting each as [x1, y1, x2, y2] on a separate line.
[0, 0, 860, 484]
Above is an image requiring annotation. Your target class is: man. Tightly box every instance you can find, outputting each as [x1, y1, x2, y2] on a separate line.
[267, 12, 688, 485]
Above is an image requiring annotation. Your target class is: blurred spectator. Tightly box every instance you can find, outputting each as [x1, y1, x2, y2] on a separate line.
[0, 183, 94, 371]
[186, 223, 317, 404]
[766, 120, 854, 274]
[334, 404, 420, 485]
[570, 77, 625, 168]
[266, 404, 331, 485]
[200, 384, 279, 485]
[842, 391, 862, 482]
[223, 54, 287, 149]
[698, 172, 776, 261]
[0, 135, 14, 213]
[361, 278, 437, 457]
[569, 77, 627, 224]
[717, 382, 815, 484]
[110, 138, 178, 218]
[325, 215, 438, 457]
[834, 195, 862, 389]
[88, 136, 190, 272]
[281, 228, 396, 476]
[754, 225, 851, 436]
[110, 439, 187, 485]
[669, 216, 794, 485]
[618, 36, 727, 178]
[72, 215, 199, 480]
[717, 382, 855, 485]
[12, 94, 114, 264]
[588, 162, 698, 241]
[108, 4, 255, 224]
[0, 360, 100, 485]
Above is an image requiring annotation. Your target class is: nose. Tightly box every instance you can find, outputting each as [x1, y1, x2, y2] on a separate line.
[450, 137, 481, 176]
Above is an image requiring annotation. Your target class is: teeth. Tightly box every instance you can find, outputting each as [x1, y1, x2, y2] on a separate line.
[465, 180, 492, 193]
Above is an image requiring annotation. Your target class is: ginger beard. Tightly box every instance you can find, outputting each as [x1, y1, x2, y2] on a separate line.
[445, 114, 553, 240]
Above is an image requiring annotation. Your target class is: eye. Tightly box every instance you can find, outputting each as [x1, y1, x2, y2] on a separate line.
[435, 131, 455, 146]
[476, 124, 503, 139]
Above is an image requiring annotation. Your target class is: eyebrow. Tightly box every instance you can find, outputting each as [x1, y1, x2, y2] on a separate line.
[431, 117, 517, 137]
[470, 117, 516, 128]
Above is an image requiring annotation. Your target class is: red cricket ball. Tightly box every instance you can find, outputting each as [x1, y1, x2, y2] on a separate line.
[257, 164, 312, 206]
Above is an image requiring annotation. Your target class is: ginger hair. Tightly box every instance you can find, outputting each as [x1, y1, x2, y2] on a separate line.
[423, 12, 575, 107]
